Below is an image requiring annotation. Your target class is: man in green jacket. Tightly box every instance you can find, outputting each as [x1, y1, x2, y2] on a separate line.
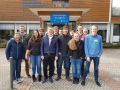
[19, 25, 31, 78]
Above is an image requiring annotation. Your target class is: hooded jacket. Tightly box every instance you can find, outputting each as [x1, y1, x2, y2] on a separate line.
[6, 38, 24, 60]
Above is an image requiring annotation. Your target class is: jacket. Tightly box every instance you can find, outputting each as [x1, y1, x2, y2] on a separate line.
[6, 39, 24, 60]
[27, 37, 41, 55]
[58, 34, 72, 55]
[41, 35, 58, 56]
[68, 40, 85, 59]
[20, 33, 30, 50]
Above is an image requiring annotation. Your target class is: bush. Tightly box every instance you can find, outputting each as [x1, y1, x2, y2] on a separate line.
[0, 42, 7, 48]
[103, 43, 120, 48]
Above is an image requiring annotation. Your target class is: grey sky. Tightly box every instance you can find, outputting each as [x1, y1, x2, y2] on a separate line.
[112, 0, 120, 7]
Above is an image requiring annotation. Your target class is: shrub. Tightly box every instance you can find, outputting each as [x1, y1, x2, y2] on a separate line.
[103, 43, 120, 48]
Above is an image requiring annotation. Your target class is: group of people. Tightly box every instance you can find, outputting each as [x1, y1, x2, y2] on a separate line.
[5, 24, 102, 87]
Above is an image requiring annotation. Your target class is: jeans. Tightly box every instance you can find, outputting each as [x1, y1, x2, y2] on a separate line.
[82, 57, 100, 81]
[30, 54, 41, 75]
[13, 59, 22, 80]
[70, 58, 83, 78]
[57, 54, 70, 77]
[43, 54, 55, 78]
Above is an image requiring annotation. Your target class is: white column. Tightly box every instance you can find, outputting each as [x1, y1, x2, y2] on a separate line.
[27, 23, 29, 34]
[106, 23, 110, 43]
[42, 21, 44, 28]
[110, 23, 114, 43]
[15, 23, 17, 33]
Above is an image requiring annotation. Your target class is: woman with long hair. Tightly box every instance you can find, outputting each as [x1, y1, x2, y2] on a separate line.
[26, 30, 42, 82]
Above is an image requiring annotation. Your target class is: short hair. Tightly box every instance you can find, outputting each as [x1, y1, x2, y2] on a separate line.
[53, 26, 59, 29]
[47, 26, 53, 31]
[63, 25, 68, 29]
[19, 25, 25, 28]
[14, 32, 21, 39]
[39, 28, 44, 32]
[59, 27, 63, 30]
[91, 25, 98, 29]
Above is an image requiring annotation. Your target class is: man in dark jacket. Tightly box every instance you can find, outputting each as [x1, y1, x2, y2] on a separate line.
[55, 25, 72, 81]
[19, 25, 31, 78]
[6, 32, 24, 84]
[41, 26, 58, 83]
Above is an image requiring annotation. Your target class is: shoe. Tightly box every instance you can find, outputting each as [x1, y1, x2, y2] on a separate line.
[49, 77, 53, 83]
[55, 76, 61, 81]
[13, 80, 19, 84]
[95, 81, 101, 87]
[76, 78, 79, 84]
[27, 74, 31, 78]
[32, 75, 36, 82]
[17, 78, 22, 83]
[38, 75, 42, 82]
[72, 77, 76, 84]
[42, 77, 47, 83]
[81, 81, 85, 86]
[66, 76, 72, 81]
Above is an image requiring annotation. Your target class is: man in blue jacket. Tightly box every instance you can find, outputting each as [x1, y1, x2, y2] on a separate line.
[41, 26, 58, 83]
[6, 32, 24, 84]
[81, 25, 102, 87]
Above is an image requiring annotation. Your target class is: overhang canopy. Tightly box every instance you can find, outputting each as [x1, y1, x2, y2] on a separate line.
[29, 8, 91, 21]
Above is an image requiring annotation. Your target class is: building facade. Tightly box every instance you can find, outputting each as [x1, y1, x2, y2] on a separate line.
[0, 0, 120, 43]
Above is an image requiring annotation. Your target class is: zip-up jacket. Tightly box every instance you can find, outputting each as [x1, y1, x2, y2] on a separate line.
[5, 39, 24, 60]
[68, 40, 85, 59]
[27, 37, 41, 55]
[58, 34, 72, 55]
[41, 35, 58, 57]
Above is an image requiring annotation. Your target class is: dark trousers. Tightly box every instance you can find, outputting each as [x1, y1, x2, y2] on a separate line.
[81, 59, 85, 77]
[25, 59, 29, 75]
[57, 55, 70, 77]
[43, 54, 55, 78]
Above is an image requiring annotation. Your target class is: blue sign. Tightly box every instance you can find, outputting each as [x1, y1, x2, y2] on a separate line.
[22, 0, 46, 8]
[50, 13, 69, 23]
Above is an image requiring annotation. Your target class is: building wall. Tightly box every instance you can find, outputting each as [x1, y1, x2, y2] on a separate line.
[0, 0, 110, 22]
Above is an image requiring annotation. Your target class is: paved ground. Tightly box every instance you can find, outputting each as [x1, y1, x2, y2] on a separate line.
[0, 48, 120, 90]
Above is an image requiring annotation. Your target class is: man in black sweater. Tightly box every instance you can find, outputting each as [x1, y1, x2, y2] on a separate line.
[55, 25, 72, 81]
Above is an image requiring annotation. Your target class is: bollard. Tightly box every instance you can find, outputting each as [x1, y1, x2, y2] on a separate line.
[10, 57, 13, 90]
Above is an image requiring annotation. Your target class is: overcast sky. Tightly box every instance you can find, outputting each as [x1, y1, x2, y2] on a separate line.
[112, 0, 120, 7]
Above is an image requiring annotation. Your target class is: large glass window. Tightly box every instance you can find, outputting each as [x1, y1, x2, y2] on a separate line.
[53, 0, 69, 7]
[0, 24, 14, 40]
[28, 23, 40, 34]
[113, 24, 120, 35]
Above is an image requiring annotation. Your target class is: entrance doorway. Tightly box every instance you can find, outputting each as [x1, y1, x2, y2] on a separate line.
[44, 21, 76, 32]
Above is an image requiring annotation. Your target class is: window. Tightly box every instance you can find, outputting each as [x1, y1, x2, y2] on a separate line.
[113, 24, 120, 35]
[53, 0, 69, 7]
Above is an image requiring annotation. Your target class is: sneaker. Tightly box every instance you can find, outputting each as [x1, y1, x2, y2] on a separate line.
[95, 81, 101, 87]
[42, 77, 47, 83]
[13, 80, 19, 84]
[17, 78, 22, 83]
[55, 76, 61, 81]
[81, 81, 85, 86]
[49, 77, 53, 83]
[66, 77, 72, 81]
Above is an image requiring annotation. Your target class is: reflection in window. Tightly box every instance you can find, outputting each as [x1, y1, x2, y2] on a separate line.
[53, 0, 68, 7]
